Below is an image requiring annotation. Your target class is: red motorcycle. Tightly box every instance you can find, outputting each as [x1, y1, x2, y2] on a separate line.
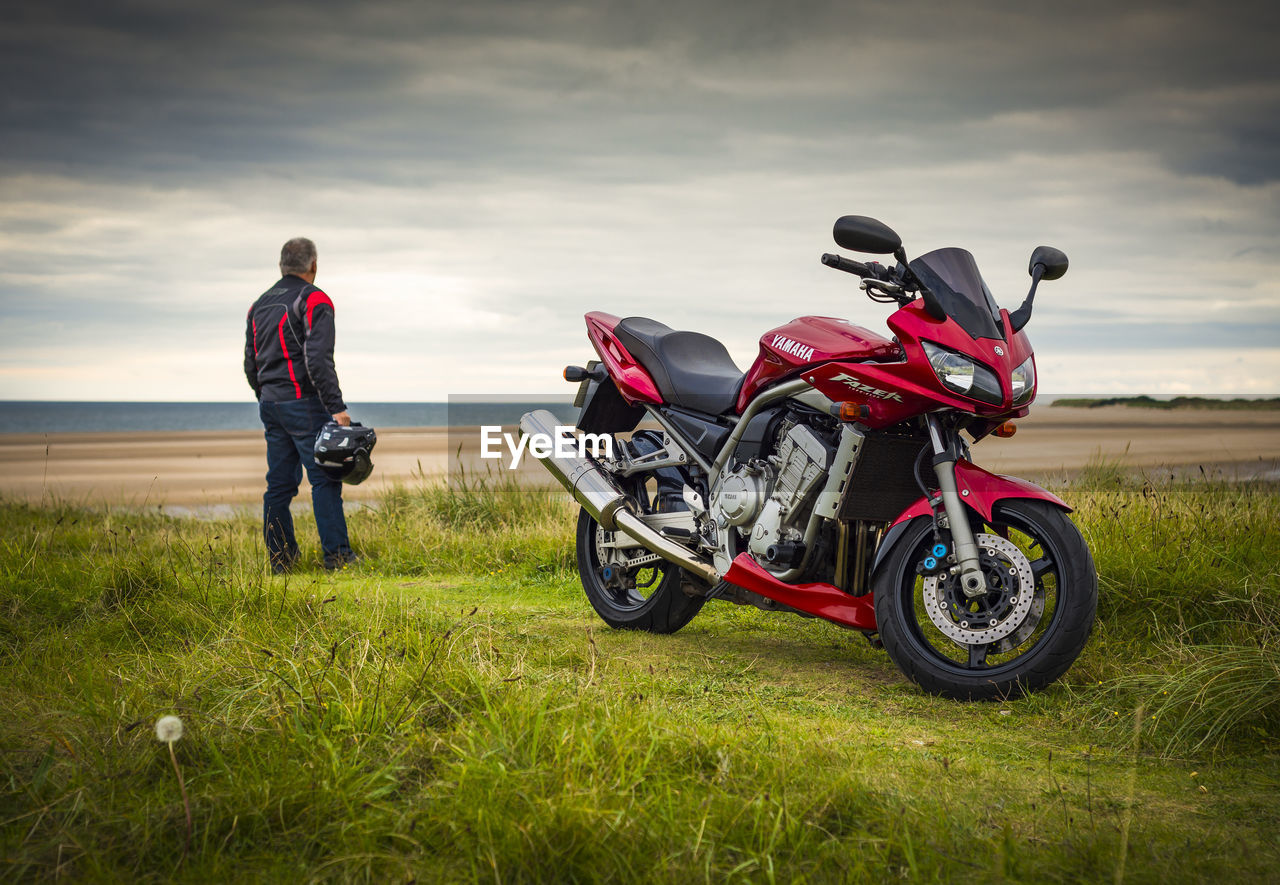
[521, 215, 1096, 699]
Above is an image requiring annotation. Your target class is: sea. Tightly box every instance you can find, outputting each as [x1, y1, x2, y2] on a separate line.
[0, 401, 580, 434]
[2, 395, 1270, 434]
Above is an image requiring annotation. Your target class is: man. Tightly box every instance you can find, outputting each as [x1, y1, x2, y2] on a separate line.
[244, 237, 358, 572]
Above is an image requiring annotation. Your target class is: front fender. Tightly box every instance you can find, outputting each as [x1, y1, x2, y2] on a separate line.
[872, 461, 1071, 575]
[889, 459, 1070, 528]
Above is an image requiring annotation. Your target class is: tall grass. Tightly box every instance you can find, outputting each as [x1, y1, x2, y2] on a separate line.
[358, 467, 576, 577]
[1067, 460, 1280, 753]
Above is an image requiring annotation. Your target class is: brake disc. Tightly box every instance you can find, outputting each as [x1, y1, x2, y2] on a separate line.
[921, 534, 1035, 645]
[993, 578, 1046, 653]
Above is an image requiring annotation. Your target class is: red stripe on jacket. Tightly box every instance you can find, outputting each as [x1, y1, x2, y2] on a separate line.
[277, 314, 302, 398]
[305, 290, 334, 329]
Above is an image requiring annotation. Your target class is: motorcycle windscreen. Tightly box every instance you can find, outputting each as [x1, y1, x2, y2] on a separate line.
[908, 247, 1005, 341]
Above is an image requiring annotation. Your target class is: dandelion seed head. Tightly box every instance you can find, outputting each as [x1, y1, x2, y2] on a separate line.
[155, 715, 184, 743]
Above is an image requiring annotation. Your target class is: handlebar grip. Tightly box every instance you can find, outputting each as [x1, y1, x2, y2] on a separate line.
[821, 253, 870, 276]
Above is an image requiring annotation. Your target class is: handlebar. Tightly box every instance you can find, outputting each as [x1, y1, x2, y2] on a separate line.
[821, 252, 948, 321]
[822, 252, 911, 305]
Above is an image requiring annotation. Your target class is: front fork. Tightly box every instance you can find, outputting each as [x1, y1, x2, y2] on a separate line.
[926, 415, 987, 599]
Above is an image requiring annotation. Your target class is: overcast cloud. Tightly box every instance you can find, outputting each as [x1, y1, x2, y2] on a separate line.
[1, 0, 1278, 400]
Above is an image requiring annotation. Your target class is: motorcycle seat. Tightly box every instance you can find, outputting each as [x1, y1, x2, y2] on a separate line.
[615, 316, 744, 414]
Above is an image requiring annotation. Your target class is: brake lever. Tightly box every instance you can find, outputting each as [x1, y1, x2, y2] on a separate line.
[860, 278, 904, 296]
[860, 277, 914, 307]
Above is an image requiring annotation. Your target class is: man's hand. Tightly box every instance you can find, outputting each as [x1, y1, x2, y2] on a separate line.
[332, 411, 351, 426]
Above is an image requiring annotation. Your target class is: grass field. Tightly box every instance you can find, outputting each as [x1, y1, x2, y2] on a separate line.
[2, 468, 1278, 882]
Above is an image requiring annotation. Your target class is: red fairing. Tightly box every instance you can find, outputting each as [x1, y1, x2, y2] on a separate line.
[797, 302, 1035, 429]
[722, 553, 877, 631]
[584, 311, 663, 405]
[889, 459, 1071, 528]
[737, 316, 900, 412]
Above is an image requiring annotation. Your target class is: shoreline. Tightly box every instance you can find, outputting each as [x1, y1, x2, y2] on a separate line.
[2, 407, 1278, 507]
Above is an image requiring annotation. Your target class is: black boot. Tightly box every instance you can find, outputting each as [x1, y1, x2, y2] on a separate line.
[323, 550, 361, 571]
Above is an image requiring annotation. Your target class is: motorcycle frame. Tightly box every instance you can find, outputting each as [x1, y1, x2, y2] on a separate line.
[576, 302, 1068, 632]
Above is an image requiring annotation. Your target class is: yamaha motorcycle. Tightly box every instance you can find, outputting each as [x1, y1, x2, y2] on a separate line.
[520, 215, 1096, 699]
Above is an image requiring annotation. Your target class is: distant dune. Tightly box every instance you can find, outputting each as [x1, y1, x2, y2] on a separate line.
[1052, 395, 1280, 410]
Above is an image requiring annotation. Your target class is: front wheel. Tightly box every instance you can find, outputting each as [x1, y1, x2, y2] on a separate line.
[576, 509, 704, 633]
[873, 499, 1097, 700]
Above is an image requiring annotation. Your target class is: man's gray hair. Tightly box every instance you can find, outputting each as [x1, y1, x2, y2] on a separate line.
[279, 237, 318, 276]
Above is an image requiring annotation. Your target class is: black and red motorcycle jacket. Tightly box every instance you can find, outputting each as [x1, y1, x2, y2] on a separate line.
[244, 275, 347, 414]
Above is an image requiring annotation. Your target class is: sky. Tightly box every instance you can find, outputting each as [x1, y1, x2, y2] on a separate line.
[1, 0, 1278, 402]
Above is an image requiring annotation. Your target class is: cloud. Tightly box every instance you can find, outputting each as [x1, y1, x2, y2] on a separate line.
[0, 0, 1277, 400]
[4, 0, 1279, 185]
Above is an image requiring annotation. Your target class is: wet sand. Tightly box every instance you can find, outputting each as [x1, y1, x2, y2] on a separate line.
[0, 408, 1277, 507]
[0, 428, 457, 507]
[976, 407, 1280, 478]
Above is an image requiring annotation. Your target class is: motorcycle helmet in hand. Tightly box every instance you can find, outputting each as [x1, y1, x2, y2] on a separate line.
[314, 422, 377, 485]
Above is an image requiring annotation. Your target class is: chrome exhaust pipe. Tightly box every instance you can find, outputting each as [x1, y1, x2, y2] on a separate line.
[611, 510, 721, 586]
[518, 410, 626, 529]
[519, 410, 720, 585]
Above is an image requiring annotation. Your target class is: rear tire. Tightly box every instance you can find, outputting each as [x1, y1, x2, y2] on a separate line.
[576, 508, 704, 634]
[873, 499, 1096, 700]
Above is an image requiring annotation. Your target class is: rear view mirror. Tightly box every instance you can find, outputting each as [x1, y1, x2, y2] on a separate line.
[1028, 246, 1068, 281]
[833, 215, 902, 255]
[1012, 245, 1069, 332]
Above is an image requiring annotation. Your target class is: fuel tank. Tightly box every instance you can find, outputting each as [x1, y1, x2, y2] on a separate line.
[736, 316, 901, 412]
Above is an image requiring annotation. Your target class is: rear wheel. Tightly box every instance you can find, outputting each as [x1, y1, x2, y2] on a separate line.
[576, 508, 704, 633]
[873, 499, 1096, 700]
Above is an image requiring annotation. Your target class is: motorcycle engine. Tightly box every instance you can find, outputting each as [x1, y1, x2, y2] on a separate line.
[712, 414, 837, 570]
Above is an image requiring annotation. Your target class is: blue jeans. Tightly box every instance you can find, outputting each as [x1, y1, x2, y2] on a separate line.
[259, 397, 350, 563]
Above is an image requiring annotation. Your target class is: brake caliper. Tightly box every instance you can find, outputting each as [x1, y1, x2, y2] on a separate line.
[916, 541, 950, 577]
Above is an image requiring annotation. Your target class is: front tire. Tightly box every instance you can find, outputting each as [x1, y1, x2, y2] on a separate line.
[576, 509, 704, 634]
[873, 499, 1097, 700]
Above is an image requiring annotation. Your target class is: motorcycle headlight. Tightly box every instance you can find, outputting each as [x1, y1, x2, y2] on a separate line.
[922, 340, 1002, 405]
[1011, 356, 1036, 405]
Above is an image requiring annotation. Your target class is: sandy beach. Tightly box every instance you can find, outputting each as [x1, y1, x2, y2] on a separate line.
[1, 407, 1277, 507]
